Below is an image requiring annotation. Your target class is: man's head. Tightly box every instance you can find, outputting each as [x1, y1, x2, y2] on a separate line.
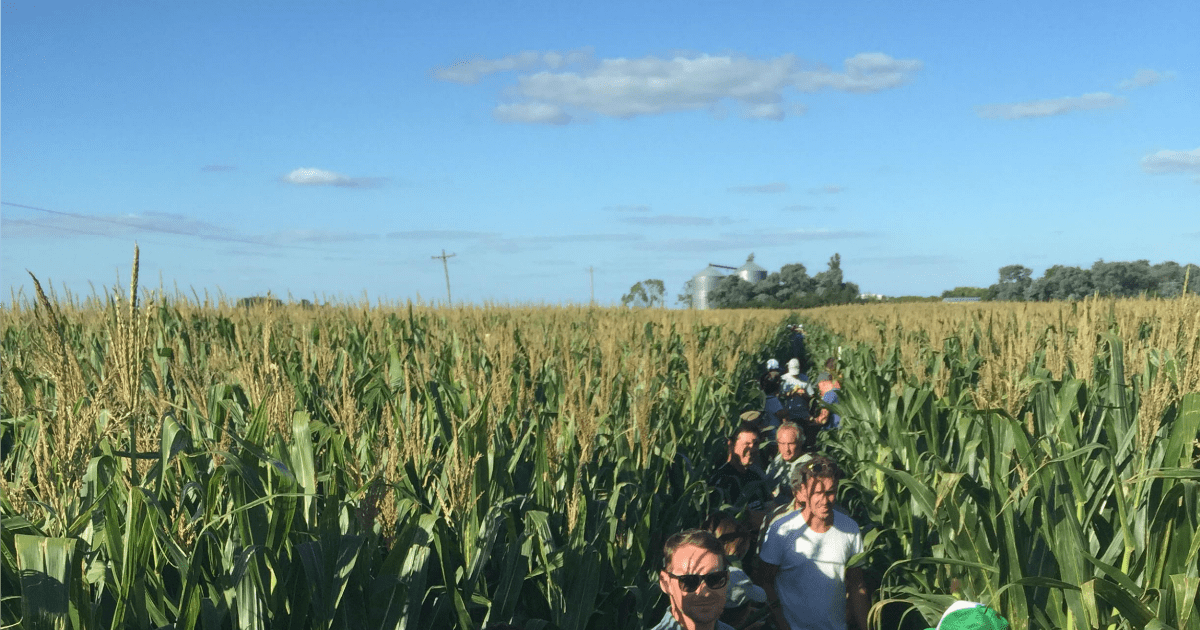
[659, 529, 729, 627]
[787, 358, 801, 376]
[729, 422, 760, 469]
[761, 374, 781, 396]
[776, 422, 802, 462]
[789, 455, 843, 522]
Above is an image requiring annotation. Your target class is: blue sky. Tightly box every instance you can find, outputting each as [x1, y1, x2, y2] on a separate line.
[3, 0, 1197, 305]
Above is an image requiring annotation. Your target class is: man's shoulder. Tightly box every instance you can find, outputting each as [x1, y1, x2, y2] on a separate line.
[833, 510, 861, 535]
[647, 610, 735, 630]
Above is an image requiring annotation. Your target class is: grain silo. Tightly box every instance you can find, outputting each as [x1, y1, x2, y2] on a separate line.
[692, 265, 727, 310]
[737, 255, 767, 283]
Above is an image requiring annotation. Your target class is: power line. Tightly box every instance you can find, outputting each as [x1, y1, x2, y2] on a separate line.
[432, 249, 455, 304]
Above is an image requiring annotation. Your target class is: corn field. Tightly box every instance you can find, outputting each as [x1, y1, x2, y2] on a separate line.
[1, 264, 784, 629]
[3, 257, 1198, 630]
[803, 299, 1200, 630]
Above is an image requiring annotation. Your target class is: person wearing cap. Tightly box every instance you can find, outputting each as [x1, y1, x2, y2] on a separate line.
[652, 529, 736, 630]
[780, 358, 815, 423]
[925, 601, 1010, 630]
[756, 456, 869, 630]
[761, 375, 786, 431]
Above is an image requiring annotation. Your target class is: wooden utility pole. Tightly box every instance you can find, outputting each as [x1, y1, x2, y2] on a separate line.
[432, 249, 456, 304]
[587, 266, 595, 305]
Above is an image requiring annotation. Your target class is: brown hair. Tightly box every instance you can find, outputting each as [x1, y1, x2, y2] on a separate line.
[789, 455, 843, 493]
[662, 529, 727, 571]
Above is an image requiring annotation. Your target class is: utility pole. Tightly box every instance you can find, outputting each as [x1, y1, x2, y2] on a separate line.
[587, 266, 595, 305]
[432, 249, 455, 304]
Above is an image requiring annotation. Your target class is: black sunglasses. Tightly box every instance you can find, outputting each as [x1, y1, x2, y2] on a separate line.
[665, 569, 730, 593]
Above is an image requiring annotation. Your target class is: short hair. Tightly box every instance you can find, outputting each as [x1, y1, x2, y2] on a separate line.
[729, 422, 760, 443]
[776, 421, 801, 441]
[663, 529, 726, 571]
[789, 455, 843, 493]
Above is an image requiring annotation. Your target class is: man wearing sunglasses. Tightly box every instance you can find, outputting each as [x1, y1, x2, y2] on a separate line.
[756, 457, 869, 630]
[653, 530, 736, 630]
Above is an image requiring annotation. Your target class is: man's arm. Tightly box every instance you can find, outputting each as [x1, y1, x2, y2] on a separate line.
[845, 566, 870, 630]
[753, 562, 789, 630]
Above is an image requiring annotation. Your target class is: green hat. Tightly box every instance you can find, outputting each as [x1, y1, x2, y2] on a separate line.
[927, 602, 1010, 630]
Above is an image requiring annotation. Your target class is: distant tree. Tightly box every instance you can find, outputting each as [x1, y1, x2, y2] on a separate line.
[677, 278, 696, 308]
[940, 286, 991, 299]
[708, 275, 755, 308]
[989, 265, 1033, 301]
[775, 263, 814, 302]
[1091, 259, 1154, 297]
[1025, 265, 1093, 301]
[621, 279, 665, 308]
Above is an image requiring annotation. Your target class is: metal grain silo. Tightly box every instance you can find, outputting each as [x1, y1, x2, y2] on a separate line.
[692, 265, 726, 310]
[737, 256, 767, 283]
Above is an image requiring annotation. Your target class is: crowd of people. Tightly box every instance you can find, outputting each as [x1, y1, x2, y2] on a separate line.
[652, 325, 1013, 630]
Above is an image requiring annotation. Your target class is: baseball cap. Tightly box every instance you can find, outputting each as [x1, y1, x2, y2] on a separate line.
[766, 359, 780, 371]
[787, 358, 801, 374]
[927, 602, 1010, 630]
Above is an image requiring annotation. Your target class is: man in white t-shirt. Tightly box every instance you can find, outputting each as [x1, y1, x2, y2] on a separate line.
[756, 456, 869, 630]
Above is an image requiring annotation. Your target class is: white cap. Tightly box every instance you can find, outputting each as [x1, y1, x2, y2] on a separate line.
[766, 359, 780, 371]
[787, 358, 801, 374]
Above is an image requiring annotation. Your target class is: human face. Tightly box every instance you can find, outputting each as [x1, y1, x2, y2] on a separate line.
[777, 429, 800, 462]
[798, 476, 838, 525]
[659, 544, 727, 625]
[733, 431, 758, 468]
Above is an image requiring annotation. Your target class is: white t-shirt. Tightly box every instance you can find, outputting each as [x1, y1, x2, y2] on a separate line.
[759, 509, 863, 630]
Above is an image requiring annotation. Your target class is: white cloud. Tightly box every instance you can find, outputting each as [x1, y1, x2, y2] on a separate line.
[1141, 148, 1200, 174]
[436, 50, 922, 124]
[809, 185, 844, 194]
[1118, 69, 1175, 90]
[433, 49, 593, 84]
[976, 92, 1125, 119]
[494, 102, 571, 125]
[604, 204, 651, 212]
[282, 167, 386, 188]
[388, 230, 499, 240]
[729, 182, 788, 193]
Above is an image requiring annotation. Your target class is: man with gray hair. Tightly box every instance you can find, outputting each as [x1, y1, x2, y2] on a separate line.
[764, 422, 811, 503]
[756, 456, 869, 630]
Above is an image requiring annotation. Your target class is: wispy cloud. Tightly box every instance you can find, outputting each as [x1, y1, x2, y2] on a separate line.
[783, 204, 815, 212]
[436, 50, 922, 124]
[2, 208, 237, 240]
[1141, 148, 1200, 177]
[729, 182, 788, 194]
[620, 214, 714, 226]
[267, 230, 381, 244]
[477, 233, 643, 253]
[387, 230, 499, 240]
[201, 164, 237, 172]
[604, 204, 652, 212]
[282, 167, 387, 188]
[809, 185, 844, 194]
[1118, 69, 1175, 90]
[976, 92, 1124, 119]
[656, 228, 873, 252]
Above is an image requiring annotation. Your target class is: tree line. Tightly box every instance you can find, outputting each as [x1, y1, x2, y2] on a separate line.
[620, 257, 1197, 310]
[977, 259, 1198, 301]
